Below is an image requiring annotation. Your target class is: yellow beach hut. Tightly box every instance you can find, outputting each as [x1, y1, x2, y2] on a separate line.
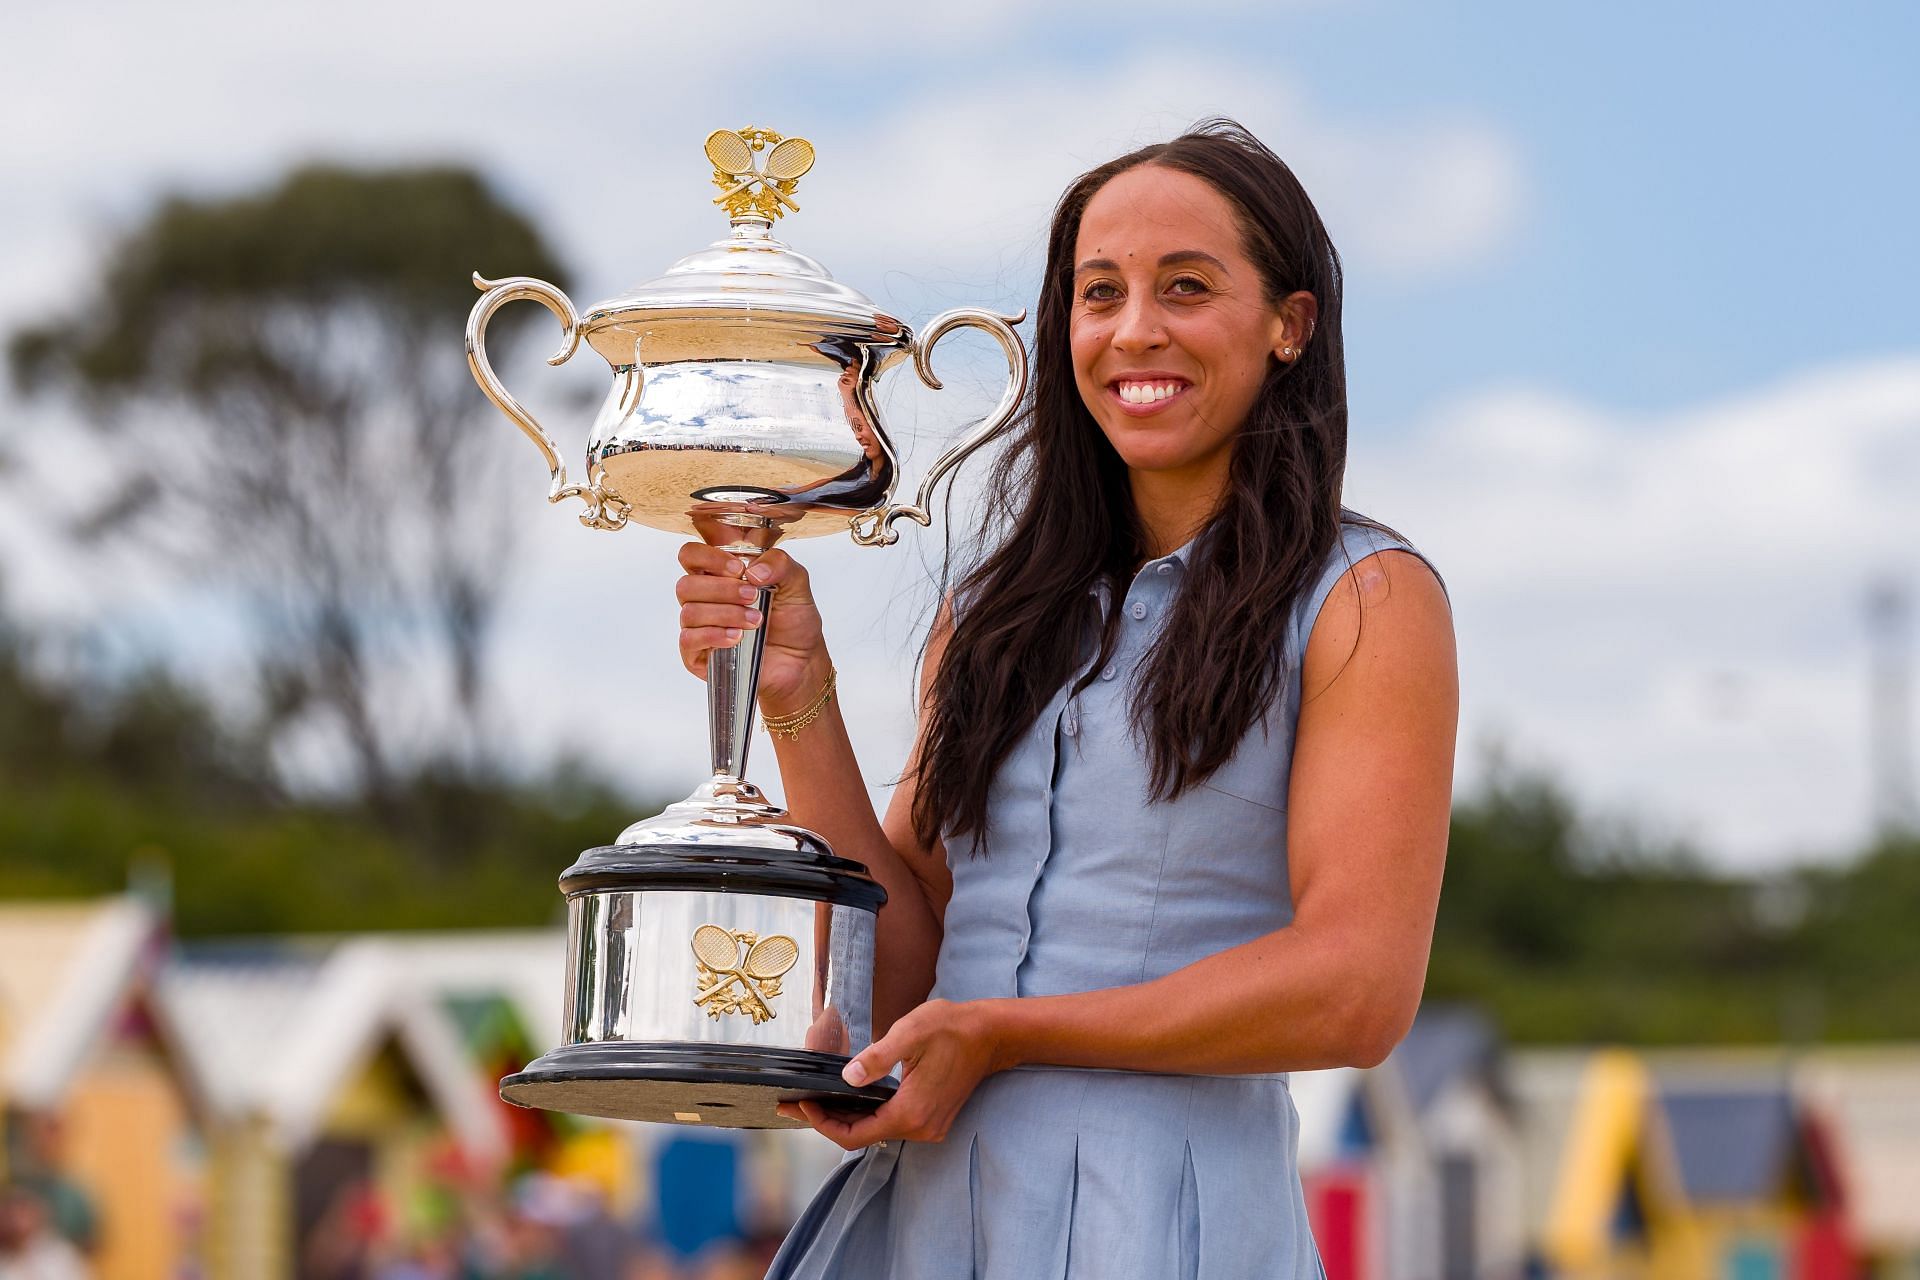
[0, 895, 208, 1280]
[1509, 1048, 1702, 1279]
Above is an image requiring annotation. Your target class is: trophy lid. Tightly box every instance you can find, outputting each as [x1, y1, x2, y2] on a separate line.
[579, 128, 907, 354]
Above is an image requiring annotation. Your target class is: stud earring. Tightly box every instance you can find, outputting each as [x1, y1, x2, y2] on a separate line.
[1282, 346, 1297, 360]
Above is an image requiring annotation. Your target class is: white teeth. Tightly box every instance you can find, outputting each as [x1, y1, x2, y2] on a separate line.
[1118, 381, 1181, 404]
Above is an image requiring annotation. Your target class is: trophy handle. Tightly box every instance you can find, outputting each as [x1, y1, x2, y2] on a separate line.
[849, 308, 1028, 547]
[466, 273, 628, 531]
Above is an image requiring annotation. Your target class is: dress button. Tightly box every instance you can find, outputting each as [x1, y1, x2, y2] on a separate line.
[1129, 601, 1148, 620]
[1100, 665, 1117, 681]
[1157, 562, 1174, 576]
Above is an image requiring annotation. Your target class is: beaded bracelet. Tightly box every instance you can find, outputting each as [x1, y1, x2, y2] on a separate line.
[763, 667, 837, 740]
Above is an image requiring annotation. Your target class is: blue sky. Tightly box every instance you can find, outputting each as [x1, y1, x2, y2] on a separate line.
[3, 0, 1916, 866]
[1321, 2, 1920, 421]
[985, 2, 1920, 423]
[612, 2, 1920, 424]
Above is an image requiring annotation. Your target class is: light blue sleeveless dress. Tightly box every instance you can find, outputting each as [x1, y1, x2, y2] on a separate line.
[768, 517, 1437, 1280]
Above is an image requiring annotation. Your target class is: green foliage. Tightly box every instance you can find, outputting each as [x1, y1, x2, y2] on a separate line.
[1430, 759, 1920, 1044]
[10, 164, 566, 395]
[0, 630, 652, 935]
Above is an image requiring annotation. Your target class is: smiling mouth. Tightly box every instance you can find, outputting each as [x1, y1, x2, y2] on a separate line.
[1109, 378, 1192, 409]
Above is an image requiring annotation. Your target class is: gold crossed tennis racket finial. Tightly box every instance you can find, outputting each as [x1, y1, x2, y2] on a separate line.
[705, 126, 816, 223]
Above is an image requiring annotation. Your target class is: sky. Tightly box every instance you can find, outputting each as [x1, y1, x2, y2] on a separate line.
[2, 0, 1917, 868]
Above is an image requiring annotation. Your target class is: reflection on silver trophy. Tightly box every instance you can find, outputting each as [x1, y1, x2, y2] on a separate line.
[464, 126, 1028, 1128]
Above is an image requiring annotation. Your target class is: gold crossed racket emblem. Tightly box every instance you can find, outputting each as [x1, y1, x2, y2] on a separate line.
[691, 924, 799, 1024]
[705, 126, 816, 223]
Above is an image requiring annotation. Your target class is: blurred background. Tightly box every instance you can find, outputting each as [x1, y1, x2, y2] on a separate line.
[2, 1, 1917, 1277]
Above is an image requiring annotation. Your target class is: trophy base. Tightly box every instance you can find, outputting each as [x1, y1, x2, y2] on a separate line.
[500, 1042, 897, 1129]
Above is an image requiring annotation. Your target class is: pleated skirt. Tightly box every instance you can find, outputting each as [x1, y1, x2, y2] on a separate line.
[766, 1067, 1324, 1279]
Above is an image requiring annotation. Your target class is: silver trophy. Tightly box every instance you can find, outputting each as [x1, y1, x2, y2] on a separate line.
[465, 127, 1026, 1128]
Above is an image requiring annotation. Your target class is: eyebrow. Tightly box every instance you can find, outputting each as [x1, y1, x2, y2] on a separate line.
[1074, 250, 1231, 275]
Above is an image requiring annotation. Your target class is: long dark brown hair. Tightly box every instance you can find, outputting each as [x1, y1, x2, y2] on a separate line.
[912, 119, 1360, 849]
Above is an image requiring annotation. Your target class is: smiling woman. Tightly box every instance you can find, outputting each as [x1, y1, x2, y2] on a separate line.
[673, 118, 1456, 1279]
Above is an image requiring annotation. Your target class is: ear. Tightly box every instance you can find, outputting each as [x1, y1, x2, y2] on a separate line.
[1270, 291, 1318, 363]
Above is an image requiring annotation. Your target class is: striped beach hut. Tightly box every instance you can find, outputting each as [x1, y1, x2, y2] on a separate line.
[1388, 1004, 1528, 1280]
[157, 937, 507, 1280]
[0, 895, 208, 1280]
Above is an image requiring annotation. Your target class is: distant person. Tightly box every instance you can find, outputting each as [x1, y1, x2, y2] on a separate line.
[0, 1185, 89, 1280]
[9, 1116, 96, 1259]
[674, 119, 1456, 1277]
[301, 1179, 383, 1280]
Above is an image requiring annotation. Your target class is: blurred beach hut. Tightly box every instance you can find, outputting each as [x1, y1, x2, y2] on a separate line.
[370, 928, 562, 1055]
[1508, 1048, 1699, 1280]
[1656, 1080, 1850, 1280]
[1293, 1063, 1438, 1280]
[369, 927, 670, 1223]
[157, 938, 507, 1280]
[0, 894, 208, 1280]
[1387, 1004, 1527, 1280]
[372, 927, 839, 1255]
[1797, 1049, 1920, 1278]
[366, 929, 580, 1173]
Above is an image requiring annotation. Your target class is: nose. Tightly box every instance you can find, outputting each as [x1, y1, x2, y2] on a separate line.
[1109, 293, 1167, 353]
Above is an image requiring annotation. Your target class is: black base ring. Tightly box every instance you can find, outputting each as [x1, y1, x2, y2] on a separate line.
[499, 1041, 897, 1129]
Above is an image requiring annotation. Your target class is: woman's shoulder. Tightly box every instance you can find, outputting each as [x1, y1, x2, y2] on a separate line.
[1287, 511, 1447, 658]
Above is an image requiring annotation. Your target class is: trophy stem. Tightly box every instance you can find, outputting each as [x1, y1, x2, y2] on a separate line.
[708, 582, 772, 783]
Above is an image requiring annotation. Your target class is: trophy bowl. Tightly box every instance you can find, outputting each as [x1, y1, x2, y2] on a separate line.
[465, 127, 1026, 1128]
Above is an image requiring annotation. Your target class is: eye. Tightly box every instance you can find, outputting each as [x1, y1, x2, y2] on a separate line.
[1166, 275, 1210, 297]
[1079, 280, 1121, 304]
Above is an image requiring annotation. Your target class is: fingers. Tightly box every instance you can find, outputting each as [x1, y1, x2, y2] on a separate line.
[841, 1042, 897, 1089]
[678, 627, 740, 676]
[795, 1100, 918, 1151]
[842, 1004, 927, 1088]
[675, 571, 764, 606]
[676, 567, 763, 667]
[745, 547, 808, 595]
[795, 1090, 950, 1150]
[674, 543, 809, 593]
[798, 1100, 880, 1149]
[679, 599, 764, 633]
[676, 542, 742, 576]
[674, 544, 815, 676]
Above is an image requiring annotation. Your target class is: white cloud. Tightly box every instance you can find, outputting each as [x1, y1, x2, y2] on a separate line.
[1345, 355, 1920, 867]
[0, 3, 1519, 340]
[789, 69, 1525, 302]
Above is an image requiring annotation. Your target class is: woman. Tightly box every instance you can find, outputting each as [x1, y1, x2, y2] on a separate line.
[674, 119, 1456, 1278]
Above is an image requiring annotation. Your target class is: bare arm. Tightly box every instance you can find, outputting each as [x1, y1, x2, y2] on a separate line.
[810, 550, 1455, 1146]
[983, 550, 1456, 1073]
[675, 543, 953, 1033]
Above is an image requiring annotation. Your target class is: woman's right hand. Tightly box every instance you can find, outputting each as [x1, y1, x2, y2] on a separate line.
[675, 544, 829, 713]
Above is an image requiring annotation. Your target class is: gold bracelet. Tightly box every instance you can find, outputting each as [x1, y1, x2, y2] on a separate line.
[763, 667, 837, 740]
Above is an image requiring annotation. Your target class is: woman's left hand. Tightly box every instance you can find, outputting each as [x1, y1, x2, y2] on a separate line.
[776, 999, 1004, 1150]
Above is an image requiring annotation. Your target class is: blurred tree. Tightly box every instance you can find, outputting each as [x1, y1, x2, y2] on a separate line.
[0, 611, 641, 930]
[1436, 760, 1594, 965]
[8, 165, 569, 802]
